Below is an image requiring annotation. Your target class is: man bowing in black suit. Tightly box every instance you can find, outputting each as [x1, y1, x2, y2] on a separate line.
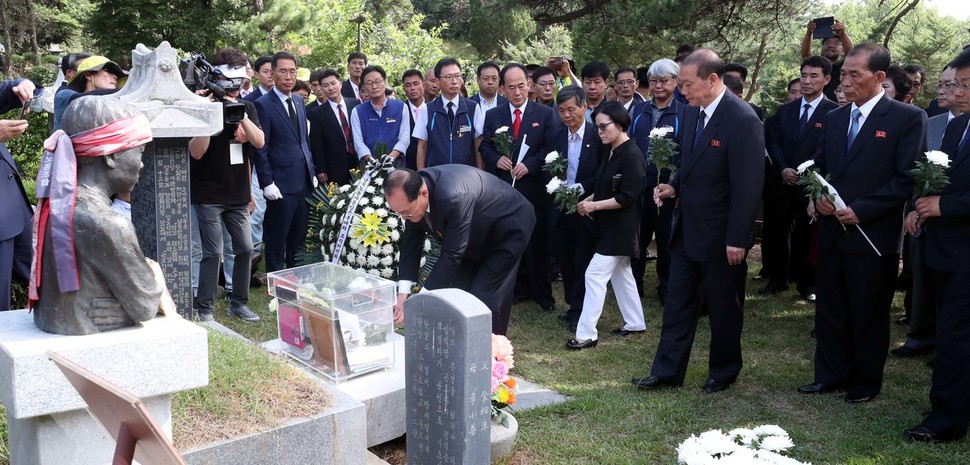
[633, 49, 765, 393]
[761, 56, 839, 299]
[798, 44, 925, 403]
[903, 49, 970, 443]
[308, 68, 359, 186]
[384, 166, 536, 335]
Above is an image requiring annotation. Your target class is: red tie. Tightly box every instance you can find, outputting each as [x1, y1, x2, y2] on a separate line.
[513, 108, 522, 140]
[338, 103, 354, 155]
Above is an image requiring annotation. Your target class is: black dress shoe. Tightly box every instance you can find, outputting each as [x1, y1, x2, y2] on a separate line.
[631, 376, 679, 390]
[797, 382, 843, 394]
[891, 345, 933, 358]
[844, 393, 876, 403]
[905, 425, 961, 443]
[703, 378, 733, 393]
[565, 338, 597, 350]
[610, 328, 646, 337]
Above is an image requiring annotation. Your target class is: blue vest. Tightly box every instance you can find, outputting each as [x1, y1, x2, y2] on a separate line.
[359, 99, 406, 157]
[425, 97, 479, 167]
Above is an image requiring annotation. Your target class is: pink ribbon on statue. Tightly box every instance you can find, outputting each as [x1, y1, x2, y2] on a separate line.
[28, 115, 153, 308]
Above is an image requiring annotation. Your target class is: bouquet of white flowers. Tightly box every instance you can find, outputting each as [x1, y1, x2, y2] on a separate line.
[542, 150, 583, 214]
[677, 425, 811, 465]
[912, 150, 951, 197]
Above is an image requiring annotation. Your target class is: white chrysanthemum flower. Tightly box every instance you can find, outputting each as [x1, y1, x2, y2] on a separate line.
[424, 239, 431, 252]
[380, 267, 393, 278]
[359, 196, 370, 206]
[382, 244, 394, 255]
[649, 126, 674, 138]
[546, 177, 562, 194]
[339, 184, 351, 192]
[752, 425, 788, 437]
[366, 269, 380, 276]
[387, 217, 399, 228]
[925, 150, 951, 167]
[365, 185, 376, 194]
[376, 208, 388, 217]
[419, 257, 426, 267]
[391, 230, 400, 241]
[728, 428, 756, 446]
[346, 253, 356, 263]
[373, 196, 384, 206]
[367, 255, 380, 266]
[796, 159, 815, 174]
[380, 256, 393, 266]
[374, 177, 384, 185]
[336, 199, 346, 209]
[363, 207, 375, 215]
[357, 254, 368, 265]
[544, 151, 559, 164]
[331, 213, 339, 225]
[495, 126, 509, 134]
[759, 435, 794, 452]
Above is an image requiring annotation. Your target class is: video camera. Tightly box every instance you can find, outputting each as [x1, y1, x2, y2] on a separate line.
[181, 52, 246, 125]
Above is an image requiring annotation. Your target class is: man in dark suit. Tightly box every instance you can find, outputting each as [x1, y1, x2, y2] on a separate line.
[550, 86, 603, 331]
[724, 63, 765, 121]
[480, 63, 557, 311]
[253, 51, 316, 273]
[414, 57, 484, 169]
[615, 66, 645, 113]
[761, 56, 839, 300]
[308, 68, 359, 187]
[629, 58, 686, 303]
[797, 44, 926, 403]
[582, 61, 610, 122]
[633, 49, 764, 393]
[243, 56, 273, 103]
[532, 66, 557, 109]
[401, 68, 425, 171]
[385, 166, 536, 335]
[0, 78, 37, 310]
[470, 61, 508, 113]
[904, 50, 970, 443]
[305, 68, 325, 111]
[341, 52, 367, 101]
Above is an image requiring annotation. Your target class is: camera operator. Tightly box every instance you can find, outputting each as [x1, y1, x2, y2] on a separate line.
[187, 48, 265, 323]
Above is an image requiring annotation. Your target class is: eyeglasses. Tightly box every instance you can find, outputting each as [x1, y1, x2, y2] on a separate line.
[275, 69, 297, 76]
[594, 122, 614, 132]
[364, 79, 385, 87]
[396, 205, 420, 219]
[937, 81, 970, 91]
[535, 80, 556, 87]
[616, 79, 636, 86]
[439, 74, 463, 81]
[648, 78, 673, 86]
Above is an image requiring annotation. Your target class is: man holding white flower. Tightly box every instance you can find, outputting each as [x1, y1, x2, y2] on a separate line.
[798, 44, 926, 404]
[903, 49, 970, 443]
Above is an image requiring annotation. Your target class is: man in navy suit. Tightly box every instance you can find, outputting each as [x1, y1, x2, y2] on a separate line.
[797, 44, 926, 403]
[0, 78, 37, 310]
[470, 62, 508, 113]
[761, 56, 839, 300]
[549, 86, 603, 331]
[253, 51, 316, 273]
[414, 57, 484, 169]
[244, 56, 273, 103]
[481, 63, 557, 311]
[634, 49, 764, 393]
[903, 49, 970, 443]
[308, 68, 359, 186]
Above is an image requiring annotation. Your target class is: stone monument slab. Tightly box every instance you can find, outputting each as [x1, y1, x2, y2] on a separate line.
[404, 289, 492, 465]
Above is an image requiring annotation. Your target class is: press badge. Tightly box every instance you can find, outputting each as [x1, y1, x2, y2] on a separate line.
[458, 125, 471, 133]
[229, 143, 244, 165]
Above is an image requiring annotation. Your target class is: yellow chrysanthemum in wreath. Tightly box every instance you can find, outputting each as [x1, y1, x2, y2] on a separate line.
[350, 211, 390, 248]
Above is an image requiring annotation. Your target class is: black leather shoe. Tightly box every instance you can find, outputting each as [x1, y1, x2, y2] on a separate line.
[905, 425, 961, 443]
[610, 328, 646, 337]
[844, 393, 876, 403]
[703, 378, 734, 393]
[565, 338, 597, 350]
[890, 345, 933, 358]
[797, 383, 843, 394]
[631, 376, 679, 390]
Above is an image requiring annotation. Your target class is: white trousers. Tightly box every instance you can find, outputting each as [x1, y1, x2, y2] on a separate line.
[576, 253, 646, 341]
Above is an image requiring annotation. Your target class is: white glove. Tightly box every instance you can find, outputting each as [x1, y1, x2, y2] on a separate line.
[262, 183, 283, 200]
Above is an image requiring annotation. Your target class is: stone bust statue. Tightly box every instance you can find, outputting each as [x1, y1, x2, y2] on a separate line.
[31, 96, 170, 335]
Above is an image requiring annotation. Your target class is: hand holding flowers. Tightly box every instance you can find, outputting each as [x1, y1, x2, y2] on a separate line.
[543, 151, 583, 214]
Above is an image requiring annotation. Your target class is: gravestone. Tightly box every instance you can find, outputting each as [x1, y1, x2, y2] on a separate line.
[405, 289, 492, 465]
[116, 41, 222, 317]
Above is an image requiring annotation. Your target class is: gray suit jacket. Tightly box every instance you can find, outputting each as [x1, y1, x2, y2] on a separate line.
[926, 112, 951, 151]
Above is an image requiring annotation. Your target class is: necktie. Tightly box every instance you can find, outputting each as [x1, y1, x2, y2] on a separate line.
[959, 124, 970, 154]
[846, 108, 862, 151]
[693, 109, 706, 149]
[447, 102, 455, 126]
[797, 103, 811, 139]
[513, 108, 522, 140]
[287, 97, 300, 132]
[337, 103, 354, 155]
